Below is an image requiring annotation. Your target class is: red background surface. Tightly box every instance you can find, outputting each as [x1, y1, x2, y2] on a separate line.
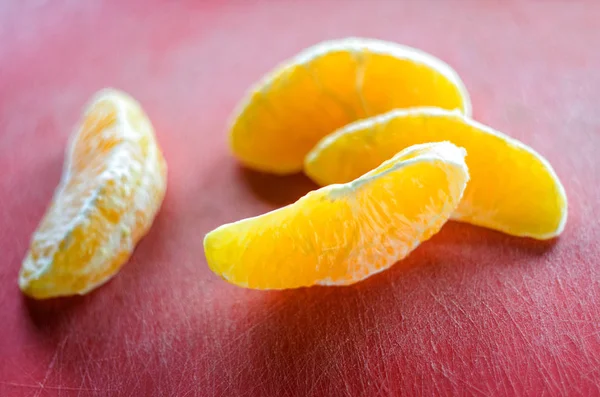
[1, 1, 600, 396]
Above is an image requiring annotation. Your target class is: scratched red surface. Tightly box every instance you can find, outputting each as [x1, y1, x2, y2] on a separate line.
[1, 1, 600, 396]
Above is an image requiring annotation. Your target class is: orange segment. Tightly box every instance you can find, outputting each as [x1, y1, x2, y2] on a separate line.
[19, 89, 167, 299]
[305, 107, 567, 239]
[204, 142, 469, 289]
[229, 37, 471, 174]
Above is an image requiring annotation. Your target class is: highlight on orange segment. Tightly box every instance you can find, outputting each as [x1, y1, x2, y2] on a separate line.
[19, 89, 167, 299]
[305, 107, 567, 240]
[204, 141, 469, 290]
[228, 37, 471, 174]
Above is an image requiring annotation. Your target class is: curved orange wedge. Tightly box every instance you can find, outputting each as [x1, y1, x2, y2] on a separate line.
[205, 142, 469, 289]
[229, 37, 471, 174]
[19, 89, 167, 299]
[305, 107, 567, 239]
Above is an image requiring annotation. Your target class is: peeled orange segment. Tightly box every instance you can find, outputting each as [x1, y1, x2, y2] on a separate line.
[205, 142, 469, 289]
[305, 107, 567, 240]
[229, 37, 471, 174]
[19, 89, 167, 299]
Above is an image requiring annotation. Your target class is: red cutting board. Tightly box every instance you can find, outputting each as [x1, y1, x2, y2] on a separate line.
[1, 1, 599, 396]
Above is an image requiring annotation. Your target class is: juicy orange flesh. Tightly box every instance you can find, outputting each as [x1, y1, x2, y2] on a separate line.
[205, 142, 467, 289]
[230, 45, 468, 174]
[70, 100, 121, 172]
[305, 109, 567, 239]
[361, 52, 466, 115]
[20, 91, 167, 298]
